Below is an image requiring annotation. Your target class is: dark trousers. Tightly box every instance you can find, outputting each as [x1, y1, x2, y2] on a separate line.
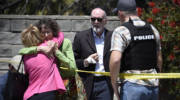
[90, 76, 113, 100]
[28, 90, 57, 100]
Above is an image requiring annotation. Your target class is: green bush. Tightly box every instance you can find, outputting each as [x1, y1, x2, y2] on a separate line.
[138, 0, 180, 99]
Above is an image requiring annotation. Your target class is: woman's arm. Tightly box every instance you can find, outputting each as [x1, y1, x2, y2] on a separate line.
[19, 46, 38, 55]
[19, 39, 76, 75]
[19, 46, 54, 57]
[55, 39, 76, 73]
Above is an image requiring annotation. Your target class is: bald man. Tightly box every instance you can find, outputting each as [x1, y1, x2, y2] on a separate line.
[73, 8, 113, 100]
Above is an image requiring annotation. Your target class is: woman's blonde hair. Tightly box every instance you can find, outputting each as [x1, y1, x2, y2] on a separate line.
[21, 24, 44, 47]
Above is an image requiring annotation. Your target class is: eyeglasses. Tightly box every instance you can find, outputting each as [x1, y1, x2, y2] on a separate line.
[91, 18, 103, 22]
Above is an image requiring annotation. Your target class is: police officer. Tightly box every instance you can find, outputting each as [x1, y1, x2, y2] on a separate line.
[109, 0, 163, 100]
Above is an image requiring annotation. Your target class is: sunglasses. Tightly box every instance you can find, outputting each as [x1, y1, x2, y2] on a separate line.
[91, 18, 103, 22]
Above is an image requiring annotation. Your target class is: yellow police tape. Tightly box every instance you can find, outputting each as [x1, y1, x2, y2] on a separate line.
[0, 60, 18, 64]
[1, 59, 180, 79]
[60, 67, 180, 79]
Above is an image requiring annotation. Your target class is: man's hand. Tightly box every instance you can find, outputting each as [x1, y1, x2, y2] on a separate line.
[84, 53, 99, 67]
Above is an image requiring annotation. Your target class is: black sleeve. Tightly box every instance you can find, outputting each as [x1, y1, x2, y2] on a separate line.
[73, 32, 86, 70]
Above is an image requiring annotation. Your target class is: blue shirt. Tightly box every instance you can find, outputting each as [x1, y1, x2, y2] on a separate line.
[93, 30, 105, 76]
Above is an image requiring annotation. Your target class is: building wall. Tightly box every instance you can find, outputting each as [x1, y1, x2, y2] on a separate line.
[0, 15, 120, 75]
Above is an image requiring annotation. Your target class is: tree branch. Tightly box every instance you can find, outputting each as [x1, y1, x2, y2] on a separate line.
[0, 0, 22, 10]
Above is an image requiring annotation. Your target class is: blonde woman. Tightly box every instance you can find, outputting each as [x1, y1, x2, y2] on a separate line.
[21, 24, 66, 100]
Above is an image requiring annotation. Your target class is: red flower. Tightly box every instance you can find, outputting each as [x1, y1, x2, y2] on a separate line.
[148, 2, 155, 7]
[169, 21, 176, 27]
[162, 15, 167, 19]
[178, 0, 180, 5]
[161, 20, 165, 25]
[169, 53, 175, 60]
[160, 35, 163, 40]
[173, 0, 180, 6]
[137, 7, 143, 16]
[147, 18, 153, 23]
[173, 0, 177, 3]
[152, 8, 160, 15]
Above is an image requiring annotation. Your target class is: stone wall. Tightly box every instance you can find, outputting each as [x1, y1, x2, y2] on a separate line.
[0, 15, 120, 75]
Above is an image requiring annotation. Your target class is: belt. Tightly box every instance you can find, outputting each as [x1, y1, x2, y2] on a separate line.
[94, 76, 107, 82]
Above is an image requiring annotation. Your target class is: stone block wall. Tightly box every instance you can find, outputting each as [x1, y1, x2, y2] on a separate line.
[0, 15, 120, 75]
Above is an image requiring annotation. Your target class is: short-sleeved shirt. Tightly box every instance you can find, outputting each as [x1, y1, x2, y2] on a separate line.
[111, 17, 161, 86]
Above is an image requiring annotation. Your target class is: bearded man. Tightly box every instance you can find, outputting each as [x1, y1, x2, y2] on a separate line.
[73, 8, 113, 100]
